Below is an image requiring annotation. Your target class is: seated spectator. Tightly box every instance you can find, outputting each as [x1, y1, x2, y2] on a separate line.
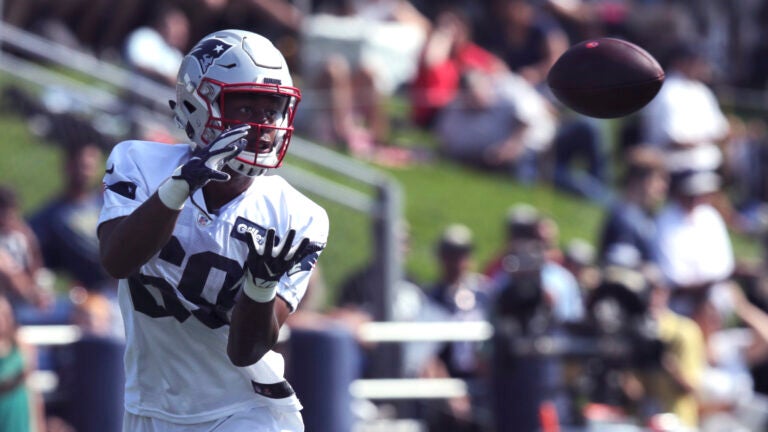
[597, 146, 668, 265]
[409, 6, 506, 129]
[297, 0, 429, 164]
[29, 142, 117, 296]
[642, 265, 706, 429]
[123, 4, 190, 86]
[335, 220, 444, 378]
[0, 186, 52, 310]
[477, 0, 569, 90]
[640, 43, 730, 174]
[722, 116, 768, 234]
[434, 69, 556, 183]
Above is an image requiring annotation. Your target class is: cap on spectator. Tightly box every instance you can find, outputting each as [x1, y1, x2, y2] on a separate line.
[601, 265, 648, 296]
[565, 238, 595, 266]
[604, 243, 643, 269]
[506, 203, 541, 239]
[438, 223, 474, 254]
[671, 170, 720, 196]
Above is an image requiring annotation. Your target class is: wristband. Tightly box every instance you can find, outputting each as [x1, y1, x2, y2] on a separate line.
[242, 277, 278, 303]
[157, 177, 189, 210]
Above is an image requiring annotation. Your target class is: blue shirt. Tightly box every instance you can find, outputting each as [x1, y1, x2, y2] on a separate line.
[29, 193, 114, 292]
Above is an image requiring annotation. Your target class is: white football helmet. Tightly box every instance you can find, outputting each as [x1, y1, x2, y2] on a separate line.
[172, 29, 301, 176]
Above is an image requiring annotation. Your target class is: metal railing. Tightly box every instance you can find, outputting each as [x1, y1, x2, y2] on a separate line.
[19, 321, 490, 400]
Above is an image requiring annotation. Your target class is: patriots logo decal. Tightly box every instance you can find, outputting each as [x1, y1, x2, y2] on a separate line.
[288, 242, 325, 276]
[190, 38, 233, 74]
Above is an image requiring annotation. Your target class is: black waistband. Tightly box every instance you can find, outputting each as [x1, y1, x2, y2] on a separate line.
[251, 380, 295, 399]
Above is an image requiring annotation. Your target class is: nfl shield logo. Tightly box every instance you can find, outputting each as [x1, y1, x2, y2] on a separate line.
[197, 213, 212, 227]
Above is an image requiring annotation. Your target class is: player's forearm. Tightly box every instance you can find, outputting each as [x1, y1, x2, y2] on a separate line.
[99, 194, 180, 279]
[227, 297, 281, 367]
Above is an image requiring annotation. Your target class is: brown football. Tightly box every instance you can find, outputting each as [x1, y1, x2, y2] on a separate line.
[547, 38, 664, 119]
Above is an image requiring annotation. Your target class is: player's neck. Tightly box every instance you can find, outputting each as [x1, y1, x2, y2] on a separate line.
[202, 175, 254, 214]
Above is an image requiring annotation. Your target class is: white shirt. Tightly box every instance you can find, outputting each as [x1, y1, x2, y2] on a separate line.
[641, 72, 730, 172]
[654, 202, 733, 288]
[642, 71, 729, 149]
[124, 27, 184, 80]
[436, 72, 555, 159]
[98, 140, 328, 423]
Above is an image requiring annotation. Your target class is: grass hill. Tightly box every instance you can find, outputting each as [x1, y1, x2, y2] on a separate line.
[0, 83, 760, 308]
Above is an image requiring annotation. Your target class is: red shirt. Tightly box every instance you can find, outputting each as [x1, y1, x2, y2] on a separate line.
[410, 42, 499, 127]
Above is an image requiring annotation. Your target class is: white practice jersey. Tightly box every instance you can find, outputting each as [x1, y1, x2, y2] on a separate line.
[98, 140, 328, 424]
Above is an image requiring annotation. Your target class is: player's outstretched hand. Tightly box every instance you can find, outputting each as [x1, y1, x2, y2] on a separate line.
[242, 229, 310, 303]
[157, 124, 250, 210]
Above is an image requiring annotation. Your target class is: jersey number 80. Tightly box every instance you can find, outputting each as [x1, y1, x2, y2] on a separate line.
[127, 236, 244, 329]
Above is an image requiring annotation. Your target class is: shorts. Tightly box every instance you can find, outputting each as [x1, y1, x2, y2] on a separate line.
[122, 406, 304, 432]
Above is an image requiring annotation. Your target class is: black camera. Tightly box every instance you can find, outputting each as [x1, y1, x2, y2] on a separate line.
[493, 240, 548, 334]
[582, 265, 665, 370]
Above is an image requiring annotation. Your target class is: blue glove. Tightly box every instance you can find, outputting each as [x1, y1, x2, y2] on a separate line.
[242, 228, 311, 303]
[157, 124, 249, 209]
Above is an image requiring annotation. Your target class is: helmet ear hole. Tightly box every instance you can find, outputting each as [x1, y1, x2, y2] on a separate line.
[183, 100, 197, 113]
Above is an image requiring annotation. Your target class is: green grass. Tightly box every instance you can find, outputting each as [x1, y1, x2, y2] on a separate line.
[380, 160, 604, 284]
[0, 112, 65, 212]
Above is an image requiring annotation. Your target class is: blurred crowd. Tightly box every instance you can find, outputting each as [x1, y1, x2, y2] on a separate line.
[4, 0, 768, 431]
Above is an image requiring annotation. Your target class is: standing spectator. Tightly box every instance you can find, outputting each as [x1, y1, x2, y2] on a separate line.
[0, 293, 46, 432]
[655, 170, 734, 317]
[98, 29, 328, 431]
[552, 114, 613, 206]
[426, 224, 490, 379]
[28, 141, 123, 338]
[721, 117, 768, 234]
[638, 266, 706, 429]
[0, 186, 52, 310]
[485, 204, 584, 324]
[421, 223, 490, 432]
[597, 146, 668, 265]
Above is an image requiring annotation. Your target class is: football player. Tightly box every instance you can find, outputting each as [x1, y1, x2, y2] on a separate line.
[98, 29, 328, 432]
